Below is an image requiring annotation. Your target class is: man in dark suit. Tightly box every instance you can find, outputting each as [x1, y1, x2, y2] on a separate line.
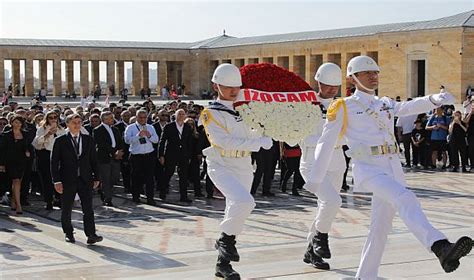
[93, 111, 124, 207]
[114, 110, 131, 193]
[152, 109, 169, 192]
[84, 114, 101, 135]
[158, 109, 192, 203]
[51, 114, 103, 244]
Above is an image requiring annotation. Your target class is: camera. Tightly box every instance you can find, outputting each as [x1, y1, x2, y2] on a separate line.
[139, 137, 147, 144]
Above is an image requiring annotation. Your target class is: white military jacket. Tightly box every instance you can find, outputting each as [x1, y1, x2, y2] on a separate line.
[308, 89, 437, 189]
[201, 99, 262, 157]
[299, 96, 346, 172]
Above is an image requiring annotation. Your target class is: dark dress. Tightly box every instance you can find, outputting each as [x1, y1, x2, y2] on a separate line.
[0, 130, 31, 180]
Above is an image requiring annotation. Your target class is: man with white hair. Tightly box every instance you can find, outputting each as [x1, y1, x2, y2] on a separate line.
[158, 108, 193, 203]
[201, 63, 273, 279]
[305, 55, 472, 279]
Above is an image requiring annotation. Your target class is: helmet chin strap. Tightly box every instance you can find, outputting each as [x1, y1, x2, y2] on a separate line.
[216, 84, 225, 99]
[351, 74, 376, 94]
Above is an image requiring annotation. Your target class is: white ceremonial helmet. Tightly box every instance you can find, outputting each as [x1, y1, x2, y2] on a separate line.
[346, 55, 380, 77]
[314, 63, 342, 86]
[211, 63, 242, 87]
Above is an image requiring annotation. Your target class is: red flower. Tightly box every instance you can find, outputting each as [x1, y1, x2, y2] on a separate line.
[240, 63, 313, 92]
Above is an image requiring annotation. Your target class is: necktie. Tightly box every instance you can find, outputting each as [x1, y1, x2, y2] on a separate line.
[72, 136, 79, 156]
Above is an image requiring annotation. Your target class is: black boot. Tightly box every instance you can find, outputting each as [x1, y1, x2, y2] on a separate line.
[303, 243, 330, 270]
[312, 231, 331, 259]
[215, 233, 240, 262]
[431, 237, 472, 273]
[215, 258, 241, 280]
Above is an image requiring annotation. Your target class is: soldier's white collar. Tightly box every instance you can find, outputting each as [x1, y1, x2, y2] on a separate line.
[354, 89, 378, 103]
[216, 98, 234, 110]
[317, 95, 333, 108]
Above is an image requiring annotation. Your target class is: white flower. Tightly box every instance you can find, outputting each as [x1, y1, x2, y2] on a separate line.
[237, 101, 322, 144]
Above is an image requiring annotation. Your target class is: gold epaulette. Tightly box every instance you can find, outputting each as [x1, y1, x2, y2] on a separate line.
[327, 98, 348, 139]
[200, 108, 228, 148]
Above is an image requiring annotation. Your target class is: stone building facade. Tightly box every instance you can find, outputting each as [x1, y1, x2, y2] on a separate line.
[0, 10, 473, 102]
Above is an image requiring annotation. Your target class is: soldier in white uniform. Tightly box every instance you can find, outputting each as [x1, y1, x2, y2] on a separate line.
[201, 64, 273, 280]
[306, 56, 472, 279]
[299, 63, 347, 270]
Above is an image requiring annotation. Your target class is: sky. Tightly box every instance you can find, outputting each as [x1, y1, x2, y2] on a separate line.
[1, 0, 473, 81]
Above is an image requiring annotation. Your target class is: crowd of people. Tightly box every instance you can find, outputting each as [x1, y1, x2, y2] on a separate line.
[395, 93, 474, 172]
[0, 90, 472, 215]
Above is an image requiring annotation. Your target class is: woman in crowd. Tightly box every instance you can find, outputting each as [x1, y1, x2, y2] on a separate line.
[0, 116, 10, 203]
[185, 117, 203, 197]
[448, 110, 468, 172]
[0, 115, 33, 214]
[32, 111, 66, 210]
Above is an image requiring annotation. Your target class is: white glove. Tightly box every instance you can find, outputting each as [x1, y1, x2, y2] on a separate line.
[429, 92, 456, 106]
[260, 137, 273, 150]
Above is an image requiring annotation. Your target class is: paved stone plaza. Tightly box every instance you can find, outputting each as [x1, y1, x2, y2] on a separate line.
[0, 168, 472, 279]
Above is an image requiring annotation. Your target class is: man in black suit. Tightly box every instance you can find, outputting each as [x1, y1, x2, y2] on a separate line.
[84, 114, 101, 135]
[152, 109, 169, 192]
[93, 111, 124, 207]
[114, 110, 131, 193]
[158, 109, 192, 203]
[51, 114, 103, 244]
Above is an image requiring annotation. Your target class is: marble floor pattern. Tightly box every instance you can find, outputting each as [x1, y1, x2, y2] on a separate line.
[0, 168, 473, 279]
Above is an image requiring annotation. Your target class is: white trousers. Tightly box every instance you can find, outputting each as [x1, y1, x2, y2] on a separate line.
[303, 169, 344, 241]
[355, 161, 446, 280]
[206, 156, 256, 236]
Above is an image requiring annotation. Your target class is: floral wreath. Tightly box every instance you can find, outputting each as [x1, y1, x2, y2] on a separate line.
[235, 63, 322, 146]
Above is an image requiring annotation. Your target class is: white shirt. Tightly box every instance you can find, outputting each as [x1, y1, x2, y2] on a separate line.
[176, 122, 184, 138]
[32, 125, 66, 151]
[396, 114, 418, 135]
[124, 122, 159, 155]
[103, 123, 116, 148]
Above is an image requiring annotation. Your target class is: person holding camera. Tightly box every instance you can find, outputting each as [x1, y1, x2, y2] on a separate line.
[124, 110, 159, 205]
[448, 111, 468, 172]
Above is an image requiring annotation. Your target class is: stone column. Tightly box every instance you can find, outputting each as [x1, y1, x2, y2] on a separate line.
[322, 53, 329, 63]
[115, 61, 124, 92]
[340, 53, 348, 94]
[65, 60, 74, 93]
[39, 59, 48, 90]
[24, 59, 34, 96]
[141, 61, 149, 89]
[132, 60, 141, 96]
[80, 59, 89, 96]
[107, 60, 115, 94]
[53, 59, 62, 96]
[91, 60, 100, 88]
[288, 55, 295, 73]
[182, 61, 191, 95]
[158, 60, 167, 88]
[0, 58, 4, 92]
[11, 59, 21, 95]
[305, 54, 314, 88]
[273, 56, 279, 66]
